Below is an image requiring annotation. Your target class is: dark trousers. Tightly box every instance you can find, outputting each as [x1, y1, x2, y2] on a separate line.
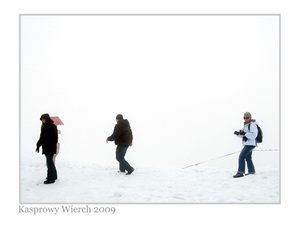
[116, 146, 133, 172]
[45, 154, 57, 181]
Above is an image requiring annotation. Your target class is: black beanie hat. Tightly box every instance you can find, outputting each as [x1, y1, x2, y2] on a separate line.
[40, 114, 54, 123]
[116, 114, 123, 120]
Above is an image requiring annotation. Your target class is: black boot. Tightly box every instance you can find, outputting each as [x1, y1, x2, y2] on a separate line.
[126, 168, 135, 175]
[44, 180, 55, 184]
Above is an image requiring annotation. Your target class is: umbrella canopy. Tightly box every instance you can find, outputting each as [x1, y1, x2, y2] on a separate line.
[50, 116, 64, 126]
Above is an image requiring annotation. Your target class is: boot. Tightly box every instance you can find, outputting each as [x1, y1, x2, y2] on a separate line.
[233, 173, 244, 178]
[126, 168, 135, 175]
[44, 180, 55, 184]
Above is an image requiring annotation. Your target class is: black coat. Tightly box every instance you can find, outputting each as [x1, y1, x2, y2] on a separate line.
[107, 119, 133, 147]
[37, 122, 58, 155]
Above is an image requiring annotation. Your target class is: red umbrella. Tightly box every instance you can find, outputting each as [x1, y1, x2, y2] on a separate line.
[50, 116, 64, 126]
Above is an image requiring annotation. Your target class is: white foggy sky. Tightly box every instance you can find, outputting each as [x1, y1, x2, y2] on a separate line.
[20, 15, 279, 167]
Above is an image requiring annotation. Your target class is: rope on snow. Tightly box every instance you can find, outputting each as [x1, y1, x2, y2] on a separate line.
[182, 148, 279, 169]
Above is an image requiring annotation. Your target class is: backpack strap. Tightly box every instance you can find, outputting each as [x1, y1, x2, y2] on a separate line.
[248, 123, 251, 131]
[248, 122, 256, 132]
[248, 122, 259, 133]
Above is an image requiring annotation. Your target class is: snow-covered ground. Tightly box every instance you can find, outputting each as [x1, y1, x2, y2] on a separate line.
[20, 151, 280, 204]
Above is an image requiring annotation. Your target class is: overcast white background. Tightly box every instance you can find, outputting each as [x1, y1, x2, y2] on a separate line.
[2, 0, 300, 224]
[21, 15, 279, 167]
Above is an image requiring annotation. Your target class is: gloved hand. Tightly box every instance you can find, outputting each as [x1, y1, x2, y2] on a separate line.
[239, 130, 246, 135]
[234, 130, 246, 135]
[36, 147, 39, 153]
[243, 136, 248, 142]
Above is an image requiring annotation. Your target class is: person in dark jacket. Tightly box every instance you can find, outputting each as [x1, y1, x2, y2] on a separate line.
[106, 114, 134, 175]
[36, 114, 58, 184]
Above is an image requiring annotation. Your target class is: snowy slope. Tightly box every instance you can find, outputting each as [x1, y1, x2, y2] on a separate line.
[20, 153, 279, 204]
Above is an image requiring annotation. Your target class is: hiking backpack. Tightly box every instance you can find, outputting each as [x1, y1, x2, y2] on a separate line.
[248, 123, 263, 143]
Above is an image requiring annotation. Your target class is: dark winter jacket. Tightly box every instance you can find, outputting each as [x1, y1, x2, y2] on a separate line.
[107, 119, 133, 147]
[37, 121, 58, 155]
